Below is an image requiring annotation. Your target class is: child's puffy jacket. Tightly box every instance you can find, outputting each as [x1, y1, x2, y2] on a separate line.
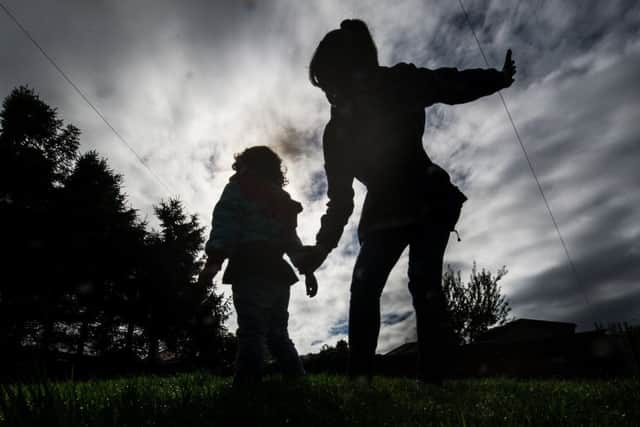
[205, 173, 303, 285]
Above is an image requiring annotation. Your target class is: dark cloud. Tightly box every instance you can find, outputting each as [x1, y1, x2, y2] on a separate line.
[329, 320, 348, 336]
[272, 124, 321, 160]
[305, 170, 328, 202]
[382, 310, 413, 325]
[510, 233, 640, 327]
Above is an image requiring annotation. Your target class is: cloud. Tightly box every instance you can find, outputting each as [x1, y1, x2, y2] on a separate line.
[1, 0, 639, 355]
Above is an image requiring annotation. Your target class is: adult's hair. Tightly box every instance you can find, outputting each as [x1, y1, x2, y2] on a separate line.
[309, 19, 379, 100]
[232, 146, 288, 187]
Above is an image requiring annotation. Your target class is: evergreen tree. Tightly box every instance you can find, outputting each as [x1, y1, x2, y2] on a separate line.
[59, 151, 146, 357]
[0, 86, 232, 376]
[142, 199, 230, 364]
[0, 86, 79, 358]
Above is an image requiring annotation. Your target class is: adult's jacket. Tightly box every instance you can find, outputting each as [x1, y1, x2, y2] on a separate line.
[316, 63, 508, 250]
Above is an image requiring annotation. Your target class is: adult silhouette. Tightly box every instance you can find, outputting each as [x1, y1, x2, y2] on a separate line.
[297, 19, 516, 383]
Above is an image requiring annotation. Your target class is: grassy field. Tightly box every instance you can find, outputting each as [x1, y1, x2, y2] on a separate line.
[1, 373, 638, 426]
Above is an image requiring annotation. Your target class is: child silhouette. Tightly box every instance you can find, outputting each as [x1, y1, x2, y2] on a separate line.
[198, 146, 316, 386]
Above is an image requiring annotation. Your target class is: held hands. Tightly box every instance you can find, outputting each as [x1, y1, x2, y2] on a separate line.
[305, 273, 318, 298]
[293, 245, 330, 274]
[197, 261, 221, 286]
[502, 49, 516, 88]
[289, 245, 326, 299]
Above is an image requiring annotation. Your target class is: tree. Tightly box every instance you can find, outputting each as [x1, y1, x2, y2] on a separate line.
[302, 339, 349, 374]
[0, 85, 79, 187]
[59, 151, 146, 357]
[0, 86, 79, 358]
[442, 263, 512, 344]
[0, 85, 233, 376]
[142, 199, 230, 364]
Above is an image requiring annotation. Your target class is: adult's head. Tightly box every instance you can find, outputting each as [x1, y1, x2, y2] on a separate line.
[309, 19, 379, 103]
[232, 146, 288, 187]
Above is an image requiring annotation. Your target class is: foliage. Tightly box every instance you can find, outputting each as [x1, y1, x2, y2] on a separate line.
[0, 86, 231, 377]
[0, 86, 81, 359]
[143, 199, 231, 364]
[303, 340, 349, 374]
[1, 374, 639, 427]
[55, 151, 147, 357]
[443, 263, 512, 344]
[0, 85, 79, 184]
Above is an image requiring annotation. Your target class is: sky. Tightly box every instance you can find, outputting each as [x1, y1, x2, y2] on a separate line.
[1, 0, 639, 354]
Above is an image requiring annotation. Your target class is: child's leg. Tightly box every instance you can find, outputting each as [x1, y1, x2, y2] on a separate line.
[232, 284, 270, 385]
[266, 285, 305, 378]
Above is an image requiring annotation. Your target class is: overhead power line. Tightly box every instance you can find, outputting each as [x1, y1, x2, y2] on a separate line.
[0, 1, 177, 201]
[456, 0, 591, 308]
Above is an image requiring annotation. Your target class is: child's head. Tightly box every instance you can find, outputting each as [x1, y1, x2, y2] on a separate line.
[232, 146, 288, 187]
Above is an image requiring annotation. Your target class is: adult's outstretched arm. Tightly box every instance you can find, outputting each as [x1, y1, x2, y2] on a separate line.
[399, 49, 516, 106]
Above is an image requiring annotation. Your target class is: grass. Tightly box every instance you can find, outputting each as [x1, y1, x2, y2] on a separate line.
[1, 373, 638, 426]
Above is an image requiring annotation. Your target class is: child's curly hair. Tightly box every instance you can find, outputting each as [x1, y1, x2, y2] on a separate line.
[232, 146, 288, 187]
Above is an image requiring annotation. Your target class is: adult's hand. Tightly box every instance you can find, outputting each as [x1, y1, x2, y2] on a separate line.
[502, 49, 516, 87]
[305, 273, 318, 298]
[294, 245, 330, 273]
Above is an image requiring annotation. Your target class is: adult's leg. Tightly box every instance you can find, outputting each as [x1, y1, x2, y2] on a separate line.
[407, 224, 455, 383]
[266, 285, 305, 379]
[232, 283, 271, 386]
[349, 228, 409, 378]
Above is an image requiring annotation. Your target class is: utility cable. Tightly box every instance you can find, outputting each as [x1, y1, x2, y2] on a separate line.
[0, 1, 177, 201]
[456, 0, 591, 308]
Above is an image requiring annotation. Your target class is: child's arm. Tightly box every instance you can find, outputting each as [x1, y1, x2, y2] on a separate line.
[199, 183, 243, 285]
[285, 234, 304, 266]
[198, 259, 221, 286]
